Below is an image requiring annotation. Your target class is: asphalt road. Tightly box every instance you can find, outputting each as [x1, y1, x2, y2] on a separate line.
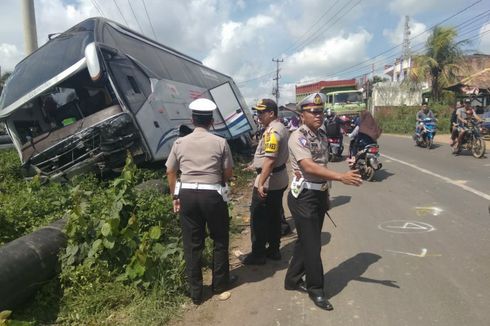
[176, 134, 490, 326]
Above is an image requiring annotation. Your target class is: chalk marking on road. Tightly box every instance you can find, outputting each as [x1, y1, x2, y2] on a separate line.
[381, 153, 490, 201]
[415, 206, 443, 216]
[378, 220, 435, 233]
[386, 248, 427, 257]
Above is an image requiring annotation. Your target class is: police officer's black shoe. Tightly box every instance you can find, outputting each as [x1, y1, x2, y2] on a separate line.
[284, 280, 307, 293]
[212, 275, 238, 294]
[308, 294, 333, 311]
[266, 249, 281, 260]
[191, 296, 203, 305]
[242, 253, 266, 265]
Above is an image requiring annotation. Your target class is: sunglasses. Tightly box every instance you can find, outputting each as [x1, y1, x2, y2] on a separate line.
[303, 109, 324, 115]
[256, 110, 272, 115]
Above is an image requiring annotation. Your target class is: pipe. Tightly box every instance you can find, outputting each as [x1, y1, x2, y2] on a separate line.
[0, 219, 66, 311]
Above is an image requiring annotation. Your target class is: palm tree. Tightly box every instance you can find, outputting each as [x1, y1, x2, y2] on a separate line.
[410, 26, 468, 102]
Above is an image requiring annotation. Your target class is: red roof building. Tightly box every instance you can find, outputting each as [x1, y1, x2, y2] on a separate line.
[295, 79, 357, 102]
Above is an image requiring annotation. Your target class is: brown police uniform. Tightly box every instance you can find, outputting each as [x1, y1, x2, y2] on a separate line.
[166, 126, 233, 301]
[285, 98, 330, 298]
[249, 119, 289, 259]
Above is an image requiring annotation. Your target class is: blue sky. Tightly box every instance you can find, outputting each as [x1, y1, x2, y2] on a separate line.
[0, 0, 489, 106]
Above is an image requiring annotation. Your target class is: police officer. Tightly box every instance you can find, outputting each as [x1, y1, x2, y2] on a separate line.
[243, 99, 289, 265]
[166, 98, 236, 305]
[284, 93, 362, 311]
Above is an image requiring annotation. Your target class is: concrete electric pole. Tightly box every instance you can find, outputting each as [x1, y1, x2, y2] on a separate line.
[272, 58, 283, 105]
[22, 0, 38, 56]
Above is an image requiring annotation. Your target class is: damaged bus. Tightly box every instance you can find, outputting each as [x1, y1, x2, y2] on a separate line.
[0, 17, 255, 180]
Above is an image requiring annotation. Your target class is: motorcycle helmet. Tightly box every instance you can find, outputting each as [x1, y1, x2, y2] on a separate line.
[326, 108, 333, 117]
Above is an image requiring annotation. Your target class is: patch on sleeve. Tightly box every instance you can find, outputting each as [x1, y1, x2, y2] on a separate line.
[298, 136, 308, 148]
[264, 131, 279, 153]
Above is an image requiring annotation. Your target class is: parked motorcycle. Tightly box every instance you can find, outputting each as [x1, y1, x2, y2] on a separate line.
[327, 136, 344, 162]
[413, 118, 437, 149]
[350, 142, 382, 181]
[453, 120, 486, 158]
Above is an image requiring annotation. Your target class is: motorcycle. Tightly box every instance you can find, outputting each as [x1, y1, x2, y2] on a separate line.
[413, 118, 437, 149]
[453, 120, 486, 158]
[350, 141, 382, 181]
[327, 136, 344, 162]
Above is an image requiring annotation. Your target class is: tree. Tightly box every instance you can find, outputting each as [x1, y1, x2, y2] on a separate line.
[410, 26, 468, 102]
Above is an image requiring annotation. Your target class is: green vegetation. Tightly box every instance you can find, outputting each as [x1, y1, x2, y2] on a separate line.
[0, 149, 250, 325]
[410, 25, 468, 102]
[376, 104, 453, 134]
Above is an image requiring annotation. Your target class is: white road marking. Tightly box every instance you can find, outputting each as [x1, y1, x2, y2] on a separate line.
[386, 248, 428, 257]
[382, 153, 490, 201]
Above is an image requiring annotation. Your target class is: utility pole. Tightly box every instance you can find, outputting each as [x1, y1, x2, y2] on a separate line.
[272, 58, 283, 105]
[22, 0, 38, 56]
[402, 15, 411, 79]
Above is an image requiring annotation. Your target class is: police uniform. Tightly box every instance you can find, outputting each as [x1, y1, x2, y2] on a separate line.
[245, 99, 289, 264]
[284, 93, 332, 309]
[165, 98, 233, 303]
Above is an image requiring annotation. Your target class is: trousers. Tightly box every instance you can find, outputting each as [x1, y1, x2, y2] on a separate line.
[179, 189, 230, 299]
[249, 187, 286, 256]
[285, 189, 328, 296]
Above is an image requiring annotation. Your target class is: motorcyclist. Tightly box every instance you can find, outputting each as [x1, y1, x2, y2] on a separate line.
[454, 98, 482, 153]
[324, 108, 343, 139]
[415, 98, 435, 135]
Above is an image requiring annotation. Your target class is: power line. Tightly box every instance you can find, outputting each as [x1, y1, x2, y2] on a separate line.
[90, 0, 104, 16]
[282, 0, 340, 54]
[112, 0, 129, 26]
[288, 0, 360, 54]
[292, 0, 362, 53]
[318, 1, 484, 80]
[128, 0, 144, 34]
[141, 0, 158, 41]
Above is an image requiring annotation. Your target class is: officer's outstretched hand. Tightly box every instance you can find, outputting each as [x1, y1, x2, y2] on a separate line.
[340, 170, 362, 186]
[173, 199, 181, 213]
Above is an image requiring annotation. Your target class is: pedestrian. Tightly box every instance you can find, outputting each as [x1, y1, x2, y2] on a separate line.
[284, 93, 362, 311]
[166, 98, 237, 305]
[243, 99, 290, 265]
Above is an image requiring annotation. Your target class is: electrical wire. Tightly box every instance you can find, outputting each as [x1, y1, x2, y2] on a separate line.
[128, 0, 144, 34]
[141, 0, 159, 41]
[112, 0, 129, 26]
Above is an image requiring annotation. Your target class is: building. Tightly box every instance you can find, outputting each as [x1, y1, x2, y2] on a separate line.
[295, 79, 357, 103]
[384, 57, 412, 82]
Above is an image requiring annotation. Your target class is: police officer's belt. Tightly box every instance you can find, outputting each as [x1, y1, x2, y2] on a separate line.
[180, 182, 222, 190]
[303, 181, 329, 191]
[256, 163, 286, 174]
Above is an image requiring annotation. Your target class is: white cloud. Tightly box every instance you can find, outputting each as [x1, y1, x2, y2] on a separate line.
[284, 29, 373, 79]
[0, 43, 23, 72]
[478, 23, 490, 54]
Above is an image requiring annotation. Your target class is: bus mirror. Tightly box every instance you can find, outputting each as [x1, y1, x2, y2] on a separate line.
[85, 43, 101, 81]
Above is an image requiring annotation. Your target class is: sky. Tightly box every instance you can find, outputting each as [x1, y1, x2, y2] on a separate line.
[0, 0, 489, 106]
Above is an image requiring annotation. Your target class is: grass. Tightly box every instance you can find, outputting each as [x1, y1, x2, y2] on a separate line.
[376, 104, 453, 135]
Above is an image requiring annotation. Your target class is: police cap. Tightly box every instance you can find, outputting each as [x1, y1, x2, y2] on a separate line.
[189, 98, 217, 116]
[254, 98, 277, 111]
[297, 93, 326, 111]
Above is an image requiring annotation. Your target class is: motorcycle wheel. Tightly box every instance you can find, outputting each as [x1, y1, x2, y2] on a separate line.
[363, 166, 375, 181]
[426, 138, 433, 149]
[472, 138, 486, 158]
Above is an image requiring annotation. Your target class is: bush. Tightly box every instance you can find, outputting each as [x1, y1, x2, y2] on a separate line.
[376, 104, 453, 134]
